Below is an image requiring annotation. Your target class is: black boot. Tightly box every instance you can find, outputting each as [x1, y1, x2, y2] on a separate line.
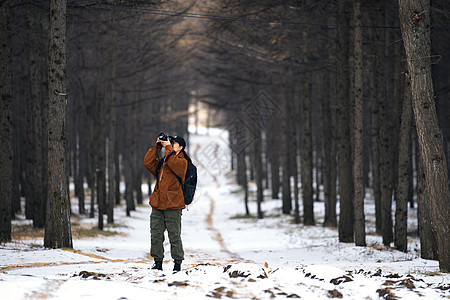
[173, 262, 181, 272]
[152, 261, 163, 271]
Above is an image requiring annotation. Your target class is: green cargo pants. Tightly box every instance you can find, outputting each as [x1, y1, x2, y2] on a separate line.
[150, 208, 184, 264]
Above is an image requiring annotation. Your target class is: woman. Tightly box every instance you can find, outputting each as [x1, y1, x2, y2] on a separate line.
[143, 134, 188, 272]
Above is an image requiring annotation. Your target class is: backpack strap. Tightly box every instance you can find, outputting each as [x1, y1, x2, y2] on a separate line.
[173, 157, 188, 191]
[155, 151, 177, 189]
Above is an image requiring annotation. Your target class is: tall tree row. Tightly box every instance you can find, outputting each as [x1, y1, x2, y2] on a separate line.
[200, 0, 449, 270]
[6, 0, 194, 243]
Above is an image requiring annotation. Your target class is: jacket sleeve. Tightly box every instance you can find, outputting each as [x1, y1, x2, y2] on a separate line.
[164, 145, 188, 182]
[143, 143, 162, 177]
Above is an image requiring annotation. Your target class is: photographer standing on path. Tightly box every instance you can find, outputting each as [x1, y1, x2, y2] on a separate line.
[143, 133, 188, 272]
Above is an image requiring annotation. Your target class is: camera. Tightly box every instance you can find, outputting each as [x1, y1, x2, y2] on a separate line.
[158, 132, 168, 141]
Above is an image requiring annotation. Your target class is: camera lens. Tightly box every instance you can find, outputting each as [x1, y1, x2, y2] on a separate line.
[158, 132, 167, 141]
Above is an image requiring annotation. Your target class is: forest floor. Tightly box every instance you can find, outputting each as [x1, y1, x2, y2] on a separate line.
[1, 127, 449, 299]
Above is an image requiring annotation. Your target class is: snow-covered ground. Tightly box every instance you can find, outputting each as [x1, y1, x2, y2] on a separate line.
[1, 126, 449, 299]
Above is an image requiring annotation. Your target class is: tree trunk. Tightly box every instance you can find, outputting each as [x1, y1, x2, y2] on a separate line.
[300, 82, 314, 225]
[107, 123, 116, 223]
[40, 11, 49, 225]
[321, 71, 337, 228]
[12, 136, 21, 216]
[370, 76, 382, 233]
[336, 0, 354, 243]
[252, 115, 263, 220]
[25, 83, 34, 221]
[281, 96, 292, 215]
[114, 137, 121, 205]
[417, 150, 438, 260]
[375, 1, 393, 247]
[399, 0, 450, 271]
[292, 86, 300, 224]
[89, 145, 96, 218]
[27, 7, 45, 228]
[135, 169, 143, 205]
[269, 119, 280, 199]
[353, 0, 366, 246]
[44, 0, 72, 249]
[0, 0, 13, 243]
[378, 58, 393, 246]
[124, 152, 135, 216]
[97, 168, 104, 230]
[390, 18, 402, 215]
[75, 82, 87, 215]
[75, 129, 85, 215]
[238, 149, 249, 216]
[394, 73, 413, 252]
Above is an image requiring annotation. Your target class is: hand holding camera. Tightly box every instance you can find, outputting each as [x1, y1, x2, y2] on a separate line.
[157, 132, 171, 147]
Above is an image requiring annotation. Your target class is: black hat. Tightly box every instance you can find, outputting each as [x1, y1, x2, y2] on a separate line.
[170, 135, 186, 149]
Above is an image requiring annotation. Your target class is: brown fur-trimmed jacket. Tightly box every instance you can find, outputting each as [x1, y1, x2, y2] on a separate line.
[143, 143, 188, 210]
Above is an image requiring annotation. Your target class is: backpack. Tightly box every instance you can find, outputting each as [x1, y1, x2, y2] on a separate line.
[181, 159, 197, 205]
[157, 151, 197, 206]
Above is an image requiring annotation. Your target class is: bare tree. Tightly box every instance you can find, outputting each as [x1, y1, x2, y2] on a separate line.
[26, 6, 46, 228]
[281, 96, 292, 215]
[336, 0, 354, 243]
[320, 67, 337, 228]
[377, 2, 393, 247]
[416, 149, 438, 260]
[0, 0, 13, 243]
[394, 73, 412, 252]
[44, 0, 72, 249]
[399, 0, 450, 272]
[353, 0, 366, 246]
[300, 80, 314, 226]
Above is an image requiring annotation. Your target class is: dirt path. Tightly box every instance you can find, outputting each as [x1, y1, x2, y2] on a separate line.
[204, 190, 244, 263]
[184, 142, 246, 267]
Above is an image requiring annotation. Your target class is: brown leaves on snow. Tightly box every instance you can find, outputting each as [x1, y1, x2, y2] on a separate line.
[77, 270, 110, 280]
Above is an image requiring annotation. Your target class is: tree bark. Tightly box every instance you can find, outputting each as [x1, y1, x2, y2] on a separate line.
[114, 136, 121, 205]
[320, 70, 337, 228]
[353, 0, 366, 246]
[25, 81, 34, 221]
[336, 0, 354, 243]
[269, 119, 280, 199]
[97, 168, 104, 230]
[124, 150, 135, 216]
[12, 136, 21, 216]
[0, 0, 13, 243]
[75, 128, 85, 215]
[370, 77, 382, 233]
[399, 0, 450, 271]
[291, 93, 300, 225]
[416, 149, 438, 260]
[376, 1, 393, 247]
[107, 118, 116, 223]
[379, 68, 393, 246]
[44, 0, 72, 249]
[300, 81, 314, 225]
[27, 6, 46, 228]
[252, 109, 264, 220]
[394, 73, 412, 252]
[238, 149, 249, 216]
[281, 96, 292, 215]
